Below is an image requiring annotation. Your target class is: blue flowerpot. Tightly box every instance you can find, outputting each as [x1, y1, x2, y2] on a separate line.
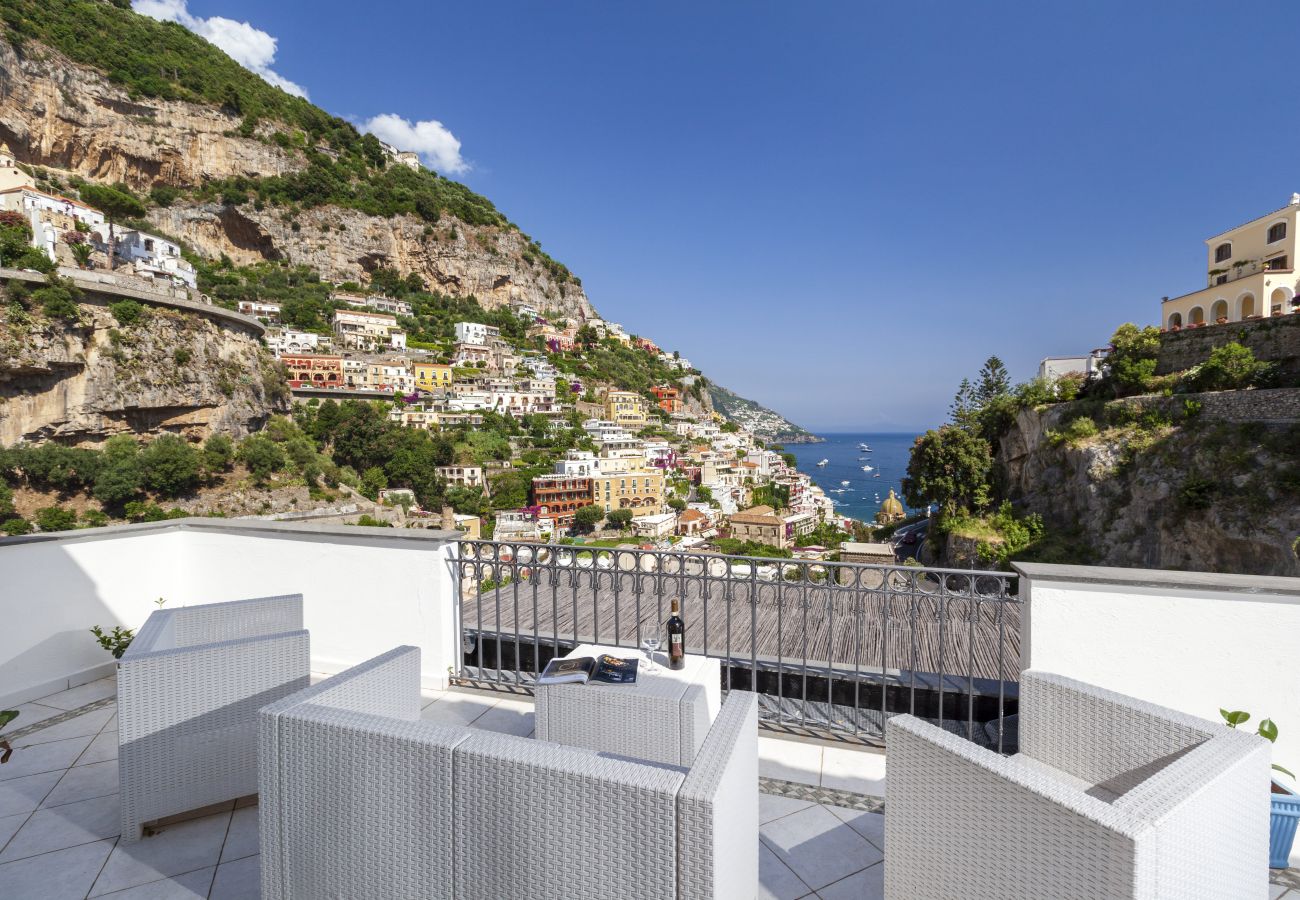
[1272, 786, 1300, 869]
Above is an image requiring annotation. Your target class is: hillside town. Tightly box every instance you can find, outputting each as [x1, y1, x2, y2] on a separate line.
[263, 295, 864, 554]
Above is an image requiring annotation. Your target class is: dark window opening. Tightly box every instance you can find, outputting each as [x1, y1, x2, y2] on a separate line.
[1268, 223, 1288, 243]
[1215, 243, 1232, 263]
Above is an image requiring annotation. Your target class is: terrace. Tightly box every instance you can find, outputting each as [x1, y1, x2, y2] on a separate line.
[1, 519, 1298, 898]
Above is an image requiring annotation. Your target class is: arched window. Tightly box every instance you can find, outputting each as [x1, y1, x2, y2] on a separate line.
[1239, 293, 1257, 319]
[1268, 222, 1287, 243]
[1168, 312, 1183, 329]
[1211, 299, 1228, 322]
[1214, 242, 1232, 263]
[1190, 306, 1205, 325]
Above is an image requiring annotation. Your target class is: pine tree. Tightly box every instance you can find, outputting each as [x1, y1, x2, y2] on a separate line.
[948, 378, 979, 430]
[974, 356, 1011, 407]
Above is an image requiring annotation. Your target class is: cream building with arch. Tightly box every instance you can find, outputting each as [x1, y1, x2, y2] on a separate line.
[1162, 194, 1300, 330]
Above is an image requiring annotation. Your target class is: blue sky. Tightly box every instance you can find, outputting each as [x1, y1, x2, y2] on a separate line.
[146, 1, 1300, 431]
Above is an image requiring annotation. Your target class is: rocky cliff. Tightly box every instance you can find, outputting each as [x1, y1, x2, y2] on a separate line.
[148, 201, 593, 321]
[0, 288, 287, 446]
[0, 39, 295, 190]
[997, 391, 1300, 575]
[0, 38, 595, 320]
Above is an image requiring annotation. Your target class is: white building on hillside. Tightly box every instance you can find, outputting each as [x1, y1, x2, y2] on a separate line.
[455, 322, 500, 345]
[108, 229, 198, 289]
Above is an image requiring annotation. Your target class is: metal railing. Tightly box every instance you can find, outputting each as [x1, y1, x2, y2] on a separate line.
[454, 540, 1021, 751]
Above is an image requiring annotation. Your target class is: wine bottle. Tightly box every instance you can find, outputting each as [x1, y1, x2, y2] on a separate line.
[666, 599, 686, 670]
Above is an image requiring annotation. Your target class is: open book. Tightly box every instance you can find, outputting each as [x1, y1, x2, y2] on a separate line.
[538, 653, 639, 686]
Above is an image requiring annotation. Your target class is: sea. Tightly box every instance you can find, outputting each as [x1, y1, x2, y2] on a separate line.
[786, 433, 921, 525]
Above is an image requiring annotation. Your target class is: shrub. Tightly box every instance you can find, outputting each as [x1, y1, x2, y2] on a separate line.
[36, 283, 81, 321]
[1179, 474, 1217, 510]
[2, 518, 32, 536]
[1047, 415, 1099, 447]
[80, 508, 109, 528]
[122, 501, 187, 522]
[237, 434, 287, 484]
[1190, 342, 1270, 392]
[93, 436, 143, 509]
[109, 299, 144, 326]
[0, 480, 14, 520]
[34, 506, 78, 532]
[139, 434, 200, 497]
[202, 434, 234, 473]
[89, 625, 134, 659]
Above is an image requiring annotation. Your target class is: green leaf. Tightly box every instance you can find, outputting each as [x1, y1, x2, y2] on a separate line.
[1221, 709, 1250, 727]
[0, 709, 18, 731]
[1274, 764, 1295, 779]
[1258, 718, 1279, 742]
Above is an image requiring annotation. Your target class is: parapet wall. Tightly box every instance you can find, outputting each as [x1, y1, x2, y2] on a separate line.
[1156, 314, 1300, 375]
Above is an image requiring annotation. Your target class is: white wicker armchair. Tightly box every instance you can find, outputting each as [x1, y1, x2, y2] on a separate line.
[117, 594, 309, 842]
[259, 646, 758, 900]
[885, 670, 1272, 900]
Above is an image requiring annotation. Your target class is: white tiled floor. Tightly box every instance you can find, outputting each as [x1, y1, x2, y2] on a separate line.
[0, 678, 1293, 899]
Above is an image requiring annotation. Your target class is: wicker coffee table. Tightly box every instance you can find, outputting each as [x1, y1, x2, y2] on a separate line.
[534, 643, 721, 766]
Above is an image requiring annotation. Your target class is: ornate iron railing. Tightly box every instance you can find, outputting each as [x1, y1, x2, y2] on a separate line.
[454, 539, 1021, 750]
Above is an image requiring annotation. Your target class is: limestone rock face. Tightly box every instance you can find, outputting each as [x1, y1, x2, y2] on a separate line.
[0, 40, 596, 320]
[0, 41, 298, 190]
[0, 301, 288, 446]
[998, 398, 1300, 575]
[148, 201, 596, 320]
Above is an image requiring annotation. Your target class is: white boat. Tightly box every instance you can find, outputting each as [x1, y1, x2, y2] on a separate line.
[817, 459, 828, 466]
[840, 480, 851, 486]
[861, 465, 873, 472]
[873, 473, 881, 478]
[858, 443, 871, 450]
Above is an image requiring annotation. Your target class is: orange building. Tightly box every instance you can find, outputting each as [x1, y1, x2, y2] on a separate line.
[283, 354, 344, 388]
[531, 474, 594, 528]
[651, 385, 682, 415]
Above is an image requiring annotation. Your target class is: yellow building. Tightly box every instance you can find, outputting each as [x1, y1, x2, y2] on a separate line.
[414, 362, 454, 392]
[1162, 194, 1300, 329]
[604, 390, 648, 429]
[591, 470, 664, 517]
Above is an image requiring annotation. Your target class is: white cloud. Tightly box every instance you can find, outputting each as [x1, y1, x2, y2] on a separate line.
[361, 113, 470, 176]
[133, 0, 308, 99]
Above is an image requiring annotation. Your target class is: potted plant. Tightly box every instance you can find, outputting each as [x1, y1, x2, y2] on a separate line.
[1222, 709, 1300, 868]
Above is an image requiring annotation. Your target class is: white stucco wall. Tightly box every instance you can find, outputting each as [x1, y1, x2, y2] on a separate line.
[0, 521, 461, 707]
[1019, 564, 1300, 794]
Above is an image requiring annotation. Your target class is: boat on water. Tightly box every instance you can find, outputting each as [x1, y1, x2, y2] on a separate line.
[840, 480, 851, 486]
[861, 465, 874, 472]
[873, 473, 881, 478]
[817, 459, 829, 466]
[858, 443, 871, 451]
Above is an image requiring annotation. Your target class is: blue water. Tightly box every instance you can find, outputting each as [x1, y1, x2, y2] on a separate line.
[786, 433, 921, 524]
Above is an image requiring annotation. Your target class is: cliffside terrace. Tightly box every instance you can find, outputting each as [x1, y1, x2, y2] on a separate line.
[1, 519, 1298, 897]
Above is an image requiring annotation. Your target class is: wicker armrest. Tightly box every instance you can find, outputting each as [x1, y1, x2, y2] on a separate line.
[885, 714, 1141, 899]
[1019, 670, 1216, 789]
[678, 690, 758, 900]
[125, 594, 305, 656]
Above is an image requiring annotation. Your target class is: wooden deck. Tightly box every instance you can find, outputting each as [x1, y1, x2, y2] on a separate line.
[462, 569, 1020, 682]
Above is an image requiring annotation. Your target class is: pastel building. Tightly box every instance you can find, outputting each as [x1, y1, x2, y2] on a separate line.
[1162, 193, 1300, 329]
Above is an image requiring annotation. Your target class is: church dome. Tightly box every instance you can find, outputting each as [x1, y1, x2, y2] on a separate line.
[880, 489, 904, 518]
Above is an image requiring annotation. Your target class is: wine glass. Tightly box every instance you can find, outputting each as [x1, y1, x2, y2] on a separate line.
[641, 636, 660, 673]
